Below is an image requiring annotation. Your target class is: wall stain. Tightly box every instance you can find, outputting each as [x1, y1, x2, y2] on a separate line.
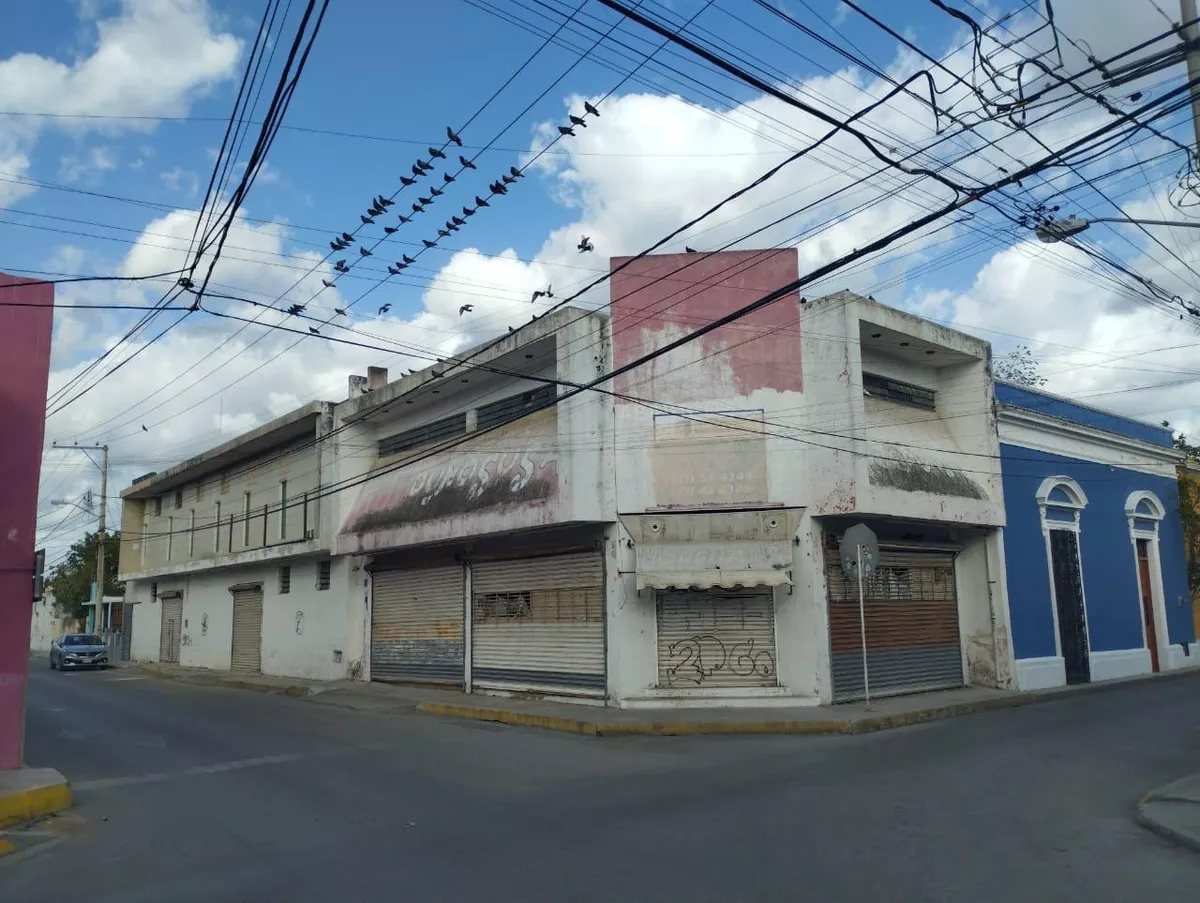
[869, 457, 985, 500]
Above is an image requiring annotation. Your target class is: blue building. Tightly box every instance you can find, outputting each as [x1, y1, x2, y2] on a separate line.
[996, 382, 1196, 690]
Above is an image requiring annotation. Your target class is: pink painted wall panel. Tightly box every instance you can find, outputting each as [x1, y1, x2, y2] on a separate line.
[0, 273, 54, 769]
[610, 250, 802, 403]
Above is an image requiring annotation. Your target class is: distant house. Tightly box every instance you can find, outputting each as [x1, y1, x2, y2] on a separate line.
[997, 383, 1197, 690]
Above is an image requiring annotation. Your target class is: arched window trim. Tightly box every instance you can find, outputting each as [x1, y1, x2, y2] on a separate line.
[1124, 490, 1165, 531]
[1036, 476, 1088, 510]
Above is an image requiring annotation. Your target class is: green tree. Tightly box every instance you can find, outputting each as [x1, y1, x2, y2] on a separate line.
[1176, 434, 1200, 596]
[47, 530, 122, 627]
[994, 344, 1048, 387]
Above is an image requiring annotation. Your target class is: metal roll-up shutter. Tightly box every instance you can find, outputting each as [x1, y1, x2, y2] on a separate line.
[371, 566, 464, 684]
[472, 552, 605, 695]
[230, 586, 264, 674]
[120, 602, 134, 661]
[827, 542, 962, 702]
[159, 595, 182, 663]
[656, 588, 777, 689]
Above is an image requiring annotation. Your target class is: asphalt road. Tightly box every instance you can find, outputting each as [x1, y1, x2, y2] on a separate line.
[5, 666, 1200, 902]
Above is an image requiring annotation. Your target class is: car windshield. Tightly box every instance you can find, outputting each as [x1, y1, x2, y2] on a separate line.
[63, 635, 102, 646]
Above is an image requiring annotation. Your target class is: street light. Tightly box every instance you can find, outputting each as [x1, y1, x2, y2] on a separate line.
[1035, 214, 1200, 243]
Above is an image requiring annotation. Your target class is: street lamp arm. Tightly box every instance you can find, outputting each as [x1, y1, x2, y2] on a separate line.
[1084, 217, 1200, 229]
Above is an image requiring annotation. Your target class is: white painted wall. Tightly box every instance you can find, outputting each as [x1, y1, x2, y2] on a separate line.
[29, 593, 71, 652]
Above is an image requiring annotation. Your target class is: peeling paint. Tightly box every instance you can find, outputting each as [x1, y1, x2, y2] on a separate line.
[869, 458, 986, 500]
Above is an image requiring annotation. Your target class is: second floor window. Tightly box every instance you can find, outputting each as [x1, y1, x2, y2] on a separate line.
[862, 372, 935, 410]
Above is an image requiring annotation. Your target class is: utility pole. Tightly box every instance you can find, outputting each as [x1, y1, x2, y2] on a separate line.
[1182, 0, 1200, 155]
[51, 442, 110, 632]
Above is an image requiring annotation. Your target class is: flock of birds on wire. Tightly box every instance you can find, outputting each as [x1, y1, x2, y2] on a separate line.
[293, 101, 608, 336]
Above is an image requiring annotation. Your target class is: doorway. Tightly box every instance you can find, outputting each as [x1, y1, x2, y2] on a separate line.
[1136, 538, 1160, 672]
[1049, 529, 1090, 685]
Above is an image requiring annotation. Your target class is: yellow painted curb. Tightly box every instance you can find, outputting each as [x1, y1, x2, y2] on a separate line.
[0, 838, 19, 857]
[0, 781, 72, 829]
[217, 678, 311, 697]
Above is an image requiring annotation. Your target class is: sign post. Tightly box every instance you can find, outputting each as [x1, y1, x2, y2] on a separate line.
[839, 523, 879, 709]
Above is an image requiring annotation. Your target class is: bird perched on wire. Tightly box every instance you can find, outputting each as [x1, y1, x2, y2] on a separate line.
[368, 203, 384, 217]
[387, 265, 401, 275]
[340, 232, 354, 244]
[443, 173, 455, 184]
[287, 303, 304, 316]
[447, 126, 463, 146]
[330, 239, 349, 251]
[379, 303, 392, 314]
[308, 327, 320, 335]
[377, 196, 394, 208]
[334, 260, 348, 273]
[430, 186, 444, 197]
[398, 214, 412, 224]
[416, 159, 433, 173]
[322, 279, 335, 288]
[558, 125, 575, 137]
[569, 114, 587, 128]
[459, 155, 476, 170]
[360, 214, 375, 225]
[577, 235, 594, 253]
[459, 304, 473, 316]
[423, 239, 437, 249]
[475, 196, 490, 207]
[402, 255, 415, 265]
[428, 147, 446, 160]
[502, 174, 516, 185]
[384, 226, 397, 234]
[335, 308, 347, 316]
[412, 202, 424, 213]
[359, 246, 373, 257]
[411, 164, 424, 178]
[438, 228, 451, 238]
[452, 216, 466, 227]
[584, 100, 600, 117]
[462, 206, 475, 217]
[419, 196, 433, 206]
[509, 166, 523, 179]
[400, 175, 416, 186]
[490, 181, 507, 195]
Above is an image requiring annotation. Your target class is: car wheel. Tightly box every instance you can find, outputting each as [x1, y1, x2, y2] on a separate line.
[49, 657, 55, 670]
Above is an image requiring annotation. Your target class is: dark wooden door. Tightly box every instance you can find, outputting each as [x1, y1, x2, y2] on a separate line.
[1136, 539, 1160, 672]
[1050, 530, 1090, 685]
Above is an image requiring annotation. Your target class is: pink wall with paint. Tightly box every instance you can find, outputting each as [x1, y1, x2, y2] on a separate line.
[0, 273, 54, 769]
[610, 249, 802, 403]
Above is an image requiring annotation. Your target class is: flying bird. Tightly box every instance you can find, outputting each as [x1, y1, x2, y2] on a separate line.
[335, 260, 348, 272]
[584, 100, 600, 116]
[428, 147, 446, 160]
[557, 125, 576, 137]
[287, 304, 304, 316]
[438, 228, 451, 238]
[308, 327, 320, 335]
[577, 235, 594, 253]
[359, 246, 373, 257]
[459, 155, 476, 170]
[530, 289, 546, 303]
[447, 126, 463, 146]
[378, 303, 392, 314]
[401, 175, 416, 186]
[384, 226, 397, 234]
[569, 114, 587, 128]
[509, 166, 523, 179]
[360, 215, 375, 224]
[459, 304, 473, 315]
[141, 425, 148, 432]
[423, 239, 437, 249]
[545, 284, 554, 297]
[335, 308, 347, 316]
[322, 279, 335, 288]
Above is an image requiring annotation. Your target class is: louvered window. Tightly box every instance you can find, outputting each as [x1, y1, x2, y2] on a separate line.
[863, 372, 935, 410]
[476, 384, 555, 431]
[378, 412, 466, 457]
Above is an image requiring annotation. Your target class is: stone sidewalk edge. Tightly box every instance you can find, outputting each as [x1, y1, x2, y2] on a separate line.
[1135, 777, 1200, 854]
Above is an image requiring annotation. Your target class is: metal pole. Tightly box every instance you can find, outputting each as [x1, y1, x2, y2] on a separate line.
[1183, 0, 1200, 156]
[95, 445, 109, 633]
[857, 543, 871, 710]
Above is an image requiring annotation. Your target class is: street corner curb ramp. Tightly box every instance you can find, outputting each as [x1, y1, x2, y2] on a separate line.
[1135, 775, 1200, 854]
[0, 767, 71, 834]
[416, 693, 1038, 737]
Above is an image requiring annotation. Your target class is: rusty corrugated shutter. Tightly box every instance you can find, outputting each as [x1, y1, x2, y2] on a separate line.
[230, 585, 263, 673]
[827, 540, 962, 702]
[371, 566, 463, 684]
[471, 552, 605, 695]
[159, 595, 182, 663]
[656, 588, 778, 689]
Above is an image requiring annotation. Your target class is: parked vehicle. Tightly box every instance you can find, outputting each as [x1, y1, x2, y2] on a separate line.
[50, 634, 109, 671]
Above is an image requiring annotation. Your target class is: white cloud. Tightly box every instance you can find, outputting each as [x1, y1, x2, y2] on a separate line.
[160, 166, 199, 196]
[59, 146, 118, 183]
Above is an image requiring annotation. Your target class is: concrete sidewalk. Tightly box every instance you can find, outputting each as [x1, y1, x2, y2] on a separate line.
[133, 660, 1200, 737]
[1137, 774, 1200, 853]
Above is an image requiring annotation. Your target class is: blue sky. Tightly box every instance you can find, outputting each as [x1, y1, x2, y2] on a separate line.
[5, 0, 1199, 557]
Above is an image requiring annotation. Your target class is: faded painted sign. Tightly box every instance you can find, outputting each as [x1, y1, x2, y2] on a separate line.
[343, 409, 559, 536]
[650, 412, 768, 506]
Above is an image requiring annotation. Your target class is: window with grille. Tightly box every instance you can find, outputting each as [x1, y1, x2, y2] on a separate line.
[317, 560, 331, 590]
[862, 372, 935, 410]
[476, 384, 556, 431]
[378, 412, 466, 457]
[279, 566, 291, 594]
